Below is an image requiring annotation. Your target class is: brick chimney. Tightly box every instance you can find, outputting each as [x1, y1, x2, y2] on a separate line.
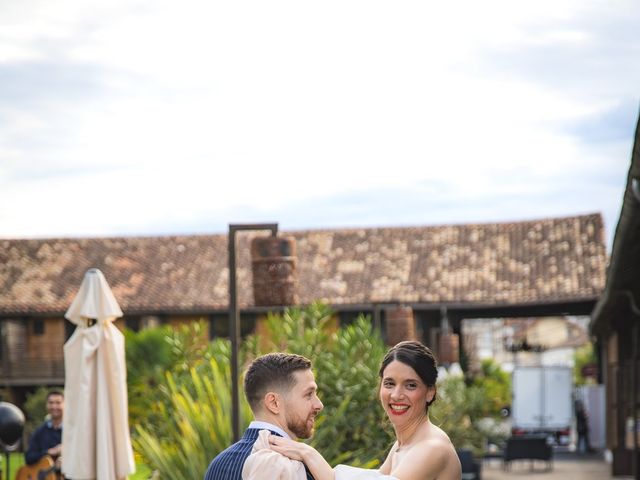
[250, 236, 298, 306]
[438, 331, 460, 365]
[385, 306, 416, 346]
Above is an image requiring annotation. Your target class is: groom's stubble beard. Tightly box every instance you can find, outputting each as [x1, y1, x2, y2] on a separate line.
[286, 410, 317, 439]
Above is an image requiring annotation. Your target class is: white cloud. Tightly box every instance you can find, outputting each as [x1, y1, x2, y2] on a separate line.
[0, 0, 637, 241]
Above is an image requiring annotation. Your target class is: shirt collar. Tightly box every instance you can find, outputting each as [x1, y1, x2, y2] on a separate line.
[45, 420, 63, 430]
[248, 420, 290, 439]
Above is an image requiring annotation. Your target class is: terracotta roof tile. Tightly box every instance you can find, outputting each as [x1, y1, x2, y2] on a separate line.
[0, 214, 607, 315]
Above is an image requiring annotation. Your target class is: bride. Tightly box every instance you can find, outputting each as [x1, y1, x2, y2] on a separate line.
[264, 341, 461, 480]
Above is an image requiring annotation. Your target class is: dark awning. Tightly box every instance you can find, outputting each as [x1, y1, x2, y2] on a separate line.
[591, 108, 640, 336]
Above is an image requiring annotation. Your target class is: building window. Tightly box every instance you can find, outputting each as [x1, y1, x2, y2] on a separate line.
[33, 319, 45, 335]
[209, 313, 257, 340]
[126, 317, 142, 332]
[338, 311, 371, 327]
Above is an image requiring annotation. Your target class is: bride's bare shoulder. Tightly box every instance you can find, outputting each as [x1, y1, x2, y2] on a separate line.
[428, 422, 453, 441]
[418, 426, 461, 476]
[391, 437, 460, 480]
[422, 430, 462, 479]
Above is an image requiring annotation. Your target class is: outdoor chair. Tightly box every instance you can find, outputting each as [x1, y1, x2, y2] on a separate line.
[503, 435, 553, 471]
[457, 448, 481, 480]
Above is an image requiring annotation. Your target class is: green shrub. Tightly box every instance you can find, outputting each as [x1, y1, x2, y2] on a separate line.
[134, 339, 252, 480]
[431, 369, 512, 456]
[471, 358, 511, 417]
[430, 375, 486, 455]
[133, 304, 389, 477]
[23, 386, 64, 445]
[125, 324, 176, 430]
[247, 303, 392, 466]
[130, 304, 511, 476]
[574, 342, 597, 385]
[126, 320, 217, 444]
[6, 452, 25, 479]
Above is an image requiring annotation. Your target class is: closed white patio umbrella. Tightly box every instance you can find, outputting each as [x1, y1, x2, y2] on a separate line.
[62, 268, 135, 480]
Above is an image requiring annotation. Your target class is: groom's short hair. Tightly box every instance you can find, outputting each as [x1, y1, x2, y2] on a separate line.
[244, 352, 312, 410]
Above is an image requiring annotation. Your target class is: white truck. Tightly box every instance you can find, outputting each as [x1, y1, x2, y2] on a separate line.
[511, 366, 573, 446]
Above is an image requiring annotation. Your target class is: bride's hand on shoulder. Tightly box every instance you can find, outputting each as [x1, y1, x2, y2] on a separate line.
[268, 435, 314, 461]
[269, 436, 335, 480]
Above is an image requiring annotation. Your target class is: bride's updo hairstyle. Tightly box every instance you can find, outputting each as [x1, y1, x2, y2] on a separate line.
[379, 340, 439, 408]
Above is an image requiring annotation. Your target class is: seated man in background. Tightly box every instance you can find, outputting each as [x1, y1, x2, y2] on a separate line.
[25, 390, 64, 468]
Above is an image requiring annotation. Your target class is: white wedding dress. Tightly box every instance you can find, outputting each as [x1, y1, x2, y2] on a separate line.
[334, 465, 398, 479]
[243, 431, 398, 480]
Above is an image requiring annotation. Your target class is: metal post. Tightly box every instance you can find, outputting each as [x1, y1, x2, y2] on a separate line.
[440, 305, 449, 331]
[452, 316, 464, 373]
[228, 228, 239, 443]
[228, 223, 278, 442]
[633, 323, 639, 479]
[372, 304, 382, 334]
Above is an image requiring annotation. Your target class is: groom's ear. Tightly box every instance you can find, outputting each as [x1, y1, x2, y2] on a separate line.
[264, 391, 281, 415]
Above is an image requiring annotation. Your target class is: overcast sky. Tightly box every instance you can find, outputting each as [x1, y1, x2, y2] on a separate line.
[1, 0, 638, 249]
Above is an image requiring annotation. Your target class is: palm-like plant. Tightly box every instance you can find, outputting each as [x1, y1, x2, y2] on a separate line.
[131, 304, 506, 476]
[134, 341, 252, 480]
[248, 303, 392, 466]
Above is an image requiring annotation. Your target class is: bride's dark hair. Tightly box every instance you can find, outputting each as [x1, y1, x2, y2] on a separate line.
[379, 340, 439, 407]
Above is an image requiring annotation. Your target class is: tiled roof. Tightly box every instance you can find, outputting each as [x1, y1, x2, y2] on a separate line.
[0, 214, 607, 315]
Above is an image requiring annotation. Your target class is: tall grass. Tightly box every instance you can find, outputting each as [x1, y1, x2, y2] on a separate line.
[134, 341, 252, 480]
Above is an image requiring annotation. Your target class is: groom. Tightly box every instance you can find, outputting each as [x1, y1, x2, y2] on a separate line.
[204, 352, 324, 480]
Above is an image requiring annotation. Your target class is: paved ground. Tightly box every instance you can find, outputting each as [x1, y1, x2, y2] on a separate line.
[481, 451, 625, 480]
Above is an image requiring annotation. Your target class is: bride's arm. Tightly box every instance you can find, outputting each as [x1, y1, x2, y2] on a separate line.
[269, 436, 335, 480]
[377, 442, 397, 475]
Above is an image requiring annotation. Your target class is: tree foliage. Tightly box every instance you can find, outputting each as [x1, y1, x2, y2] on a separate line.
[134, 339, 252, 480]
[470, 358, 512, 417]
[130, 304, 389, 477]
[430, 375, 486, 454]
[246, 303, 392, 466]
[432, 360, 512, 456]
[125, 325, 176, 430]
[128, 304, 511, 476]
[23, 386, 64, 444]
[573, 342, 597, 385]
